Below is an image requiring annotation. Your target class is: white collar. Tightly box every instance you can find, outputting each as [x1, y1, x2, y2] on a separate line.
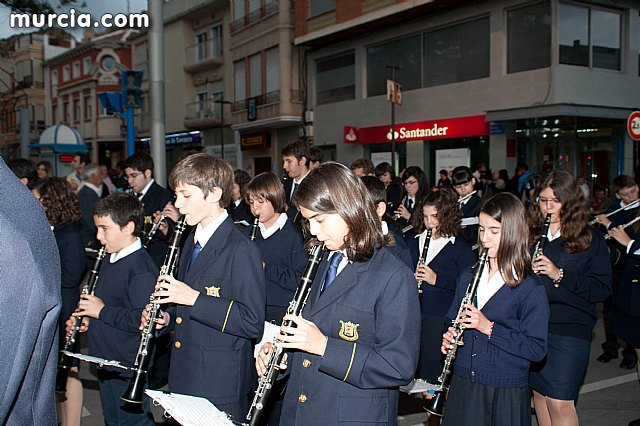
[381, 220, 389, 236]
[547, 226, 562, 242]
[84, 182, 103, 197]
[259, 213, 288, 239]
[195, 209, 229, 248]
[458, 191, 477, 205]
[140, 178, 155, 198]
[293, 171, 310, 185]
[476, 268, 506, 309]
[110, 238, 142, 263]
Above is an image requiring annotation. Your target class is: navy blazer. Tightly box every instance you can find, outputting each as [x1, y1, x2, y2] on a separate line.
[283, 178, 303, 226]
[165, 216, 266, 419]
[78, 185, 99, 244]
[616, 237, 640, 317]
[459, 193, 482, 245]
[0, 157, 61, 425]
[408, 235, 476, 317]
[280, 248, 421, 425]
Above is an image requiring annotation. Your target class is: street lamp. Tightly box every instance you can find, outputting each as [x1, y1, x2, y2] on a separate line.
[213, 97, 232, 160]
[385, 64, 403, 175]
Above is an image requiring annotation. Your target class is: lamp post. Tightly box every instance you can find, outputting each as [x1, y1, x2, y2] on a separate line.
[385, 64, 402, 175]
[213, 98, 232, 160]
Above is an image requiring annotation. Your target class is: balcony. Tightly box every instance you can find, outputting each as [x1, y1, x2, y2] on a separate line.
[184, 99, 222, 130]
[230, 0, 279, 33]
[184, 40, 223, 73]
[231, 90, 304, 125]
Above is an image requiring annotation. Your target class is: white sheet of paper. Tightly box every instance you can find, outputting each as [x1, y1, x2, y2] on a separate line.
[145, 390, 234, 426]
[61, 351, 130, 370]
[254, 321, 281, 358]
[400, 379, 440, 394]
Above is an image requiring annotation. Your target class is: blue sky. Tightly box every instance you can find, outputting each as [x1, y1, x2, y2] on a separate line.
[0, 0, 148, 40]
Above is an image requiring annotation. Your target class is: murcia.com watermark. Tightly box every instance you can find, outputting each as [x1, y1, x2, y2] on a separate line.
[10, 9, 149, 29]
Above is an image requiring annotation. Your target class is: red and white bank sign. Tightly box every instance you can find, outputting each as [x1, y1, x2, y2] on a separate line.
[627, 111, 640, 141]
[344, 126, 359, 144]
[357, 115, 488, 144]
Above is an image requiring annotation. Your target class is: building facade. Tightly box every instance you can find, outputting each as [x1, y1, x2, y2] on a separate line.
[295, 0, 640, 189]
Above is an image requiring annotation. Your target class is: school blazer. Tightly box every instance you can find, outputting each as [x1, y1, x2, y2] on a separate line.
[280, 248, 421, 426]
[166, 216, 266, 419]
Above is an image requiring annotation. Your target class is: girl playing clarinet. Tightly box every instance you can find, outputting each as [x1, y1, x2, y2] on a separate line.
[441, 192, 549, 426]
[256, 162, 420, 425]
[528, 170, 611, 426]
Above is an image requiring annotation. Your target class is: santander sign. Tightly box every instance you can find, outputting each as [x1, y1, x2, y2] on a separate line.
[359, 115, 488, 145]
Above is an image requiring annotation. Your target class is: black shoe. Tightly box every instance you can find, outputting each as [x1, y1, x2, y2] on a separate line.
[620, 358, 636, 369]
[629, 417, 640, 426]
[597, 352, 618, 362]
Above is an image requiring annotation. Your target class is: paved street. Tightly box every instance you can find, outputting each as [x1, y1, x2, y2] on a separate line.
[76, 313, 639, 425]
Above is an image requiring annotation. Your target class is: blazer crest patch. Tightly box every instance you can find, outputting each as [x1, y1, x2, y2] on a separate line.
[339, 321, 359, 341]
[205, 286, 221, 297]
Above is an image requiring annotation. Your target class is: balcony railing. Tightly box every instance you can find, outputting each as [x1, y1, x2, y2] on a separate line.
[184, 39, 223, 69]
[232, 89, 303, 112]
[185, 99, 222, 122]
[231, 0, 279, 32]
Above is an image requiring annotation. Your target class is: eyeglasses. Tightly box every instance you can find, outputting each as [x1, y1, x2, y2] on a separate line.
[404, 179, 418, 186]
[537, 197, 561, 205]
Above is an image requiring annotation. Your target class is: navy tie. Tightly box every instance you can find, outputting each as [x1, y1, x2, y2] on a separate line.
[407, 198, 414, 211]
[322, 252, 343, 294]
[188, 241, 202, 270]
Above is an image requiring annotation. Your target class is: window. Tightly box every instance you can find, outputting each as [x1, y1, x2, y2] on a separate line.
[33, 59, 43, 85]
[249, 0, 260, 15]
[234, 60, 246, 101]
[133, 42, 148, 76]
[15, 60, 32, 86]
[249, 53, 262, 98]
[84, 97, 92, 121]
[64, 102, 70, 123]
[316, 51, 355, 105]
[367, 35, 421, 97]
[233, 0, 244, 21]
[212, 80, 224, 117]
[559, 3, 621, 70]
[63, 65, 70, 82]
[507, 1, 551, 73]
[211, 25, 222, 59]
[52, 104, 58, 123]
[83, 57, 91, 74]
[51, 70, 58, 86]
[74, 99, 80, 122]
[72, 61, 80, 78]
[196, 32, 207, 61]
[424, 17, 490, 87]
[310, 0, 335, 17]
[265, 47, 279, 94]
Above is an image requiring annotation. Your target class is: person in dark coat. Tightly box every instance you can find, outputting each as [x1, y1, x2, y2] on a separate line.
[451, 166, 482, 245]
[410, 188, 476, 391]
[282, 140, 311, 226]
[0, 155, 61, 425]
[227, 169, 255, 226]
[395, 166, 429, 233]
[78, 164, 105, 248]
[32, 178, 87, 426]
[528, 171, 611, 426]
[375, 162, 404, 219]
[440, 193, 549, 426]
[144, 154, 266, 420]
[256, 162, 420, 426]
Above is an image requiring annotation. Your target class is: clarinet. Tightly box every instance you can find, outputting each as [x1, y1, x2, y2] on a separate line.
[142, 214, 166, 249]
[55, 246, 107, 393]
[416, 228, 432, 290]
[533, 213, 552, 262]
[426, 248, 490, 417]
[246, 243, 326, 425]
[249, 217, 260, 241]
[393, 195, 408, 220]
[121, 217, 187, 404]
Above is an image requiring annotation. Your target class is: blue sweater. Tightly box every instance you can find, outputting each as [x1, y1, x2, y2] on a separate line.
[446, 269, 549, 388]
[243, 218, 307, 320]
[537, 229, 611, 340]
[89, 247, 158, 377]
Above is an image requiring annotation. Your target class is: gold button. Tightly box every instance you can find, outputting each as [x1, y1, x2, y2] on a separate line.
[633, 279, 638, 283]
[298, 394, 307, 403]
[302, 359, 311, 368]
[174, 341, 181, 349]
[176, 317, 182, 324]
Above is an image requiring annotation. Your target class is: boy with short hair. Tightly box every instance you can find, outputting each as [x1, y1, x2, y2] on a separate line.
[70, 192, 157, 425]
[148, 153, 266, 420]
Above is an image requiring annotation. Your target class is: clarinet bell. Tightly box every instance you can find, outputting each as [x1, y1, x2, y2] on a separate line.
[425, 389, 446, 417]
[121, 370, 147, 404]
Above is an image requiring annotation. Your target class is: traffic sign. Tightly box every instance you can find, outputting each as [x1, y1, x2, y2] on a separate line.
[627, 111, 640, 141]
[386, 79, 402, 105]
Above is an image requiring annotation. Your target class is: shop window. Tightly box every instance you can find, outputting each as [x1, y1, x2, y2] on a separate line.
[507, 1, 551, 73]
[367, 35, 421, 97]
[424, 16, 490, 87]
[316, 51, 355, 105]
[559, 2, 621, 71]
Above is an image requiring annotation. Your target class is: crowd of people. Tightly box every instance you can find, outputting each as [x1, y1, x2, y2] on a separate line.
[3, 143, 639, 426]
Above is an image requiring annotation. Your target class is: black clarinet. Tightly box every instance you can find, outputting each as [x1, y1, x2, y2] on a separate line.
[416, 228, 432, 290]
[142, 213, 166, 249]
[56, 246, 107, 393]
[533, 213, 552, 281]
[246, 243, 326, 425]
[249, 217, 260, 241]
[121, 217, 187, 403]
[426, 248, 490, 417]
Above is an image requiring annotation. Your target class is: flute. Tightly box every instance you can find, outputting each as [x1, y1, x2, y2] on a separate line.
[604, 215, 640, 240]
[589, 198, 640, 225]
[56, 246, 107, 394]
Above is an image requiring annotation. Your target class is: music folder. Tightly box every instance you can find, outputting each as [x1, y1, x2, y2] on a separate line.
[145, 390, 235, 426]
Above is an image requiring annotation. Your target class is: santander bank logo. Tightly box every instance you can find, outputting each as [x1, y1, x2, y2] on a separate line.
[386, 123, 449, 141]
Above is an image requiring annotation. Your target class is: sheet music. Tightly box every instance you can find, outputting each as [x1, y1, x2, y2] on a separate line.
[61, 351, 130, 370]
[234, 220, 251, 227]
[145, 390, 234, 426]
[400, 379, 440, 394]
[254, 321, 281, 358]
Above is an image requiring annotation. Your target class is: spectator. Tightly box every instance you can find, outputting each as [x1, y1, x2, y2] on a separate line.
[67, 153, 90, 191]
[375, 161, 403, 214]
[78, 164, 104, 247]
[308, 147, 322, 170]
[281, 140, 311, 226]
[7, 158, 38, 188]
[350, 158, 375, 177]
[36, 160, 53, 179]
[437, 169, 452, 188]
